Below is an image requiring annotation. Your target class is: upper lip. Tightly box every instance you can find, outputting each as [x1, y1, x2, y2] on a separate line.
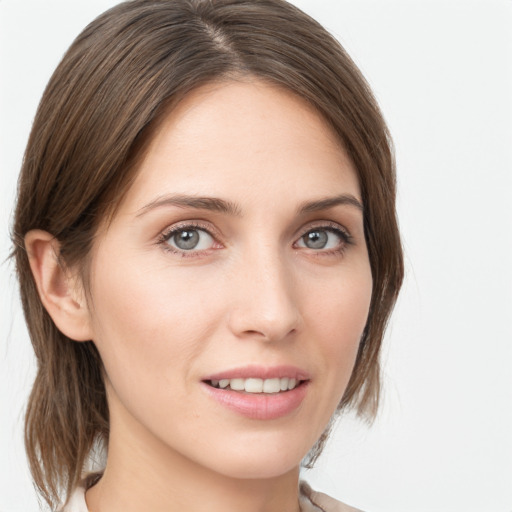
[202, 365, 311, 382]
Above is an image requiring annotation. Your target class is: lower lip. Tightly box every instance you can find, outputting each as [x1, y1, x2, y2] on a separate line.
[202, 381, 309, 420]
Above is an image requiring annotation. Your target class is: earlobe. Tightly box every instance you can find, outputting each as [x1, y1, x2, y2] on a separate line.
[24, 229, 93, 342]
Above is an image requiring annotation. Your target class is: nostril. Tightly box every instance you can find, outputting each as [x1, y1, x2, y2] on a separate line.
[239, 327, 297, 342]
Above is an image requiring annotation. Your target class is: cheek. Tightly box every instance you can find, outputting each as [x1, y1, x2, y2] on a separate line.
[87, 252, 222, 392]
[303, 262, 372, 392]
[307, 260, 371, 336]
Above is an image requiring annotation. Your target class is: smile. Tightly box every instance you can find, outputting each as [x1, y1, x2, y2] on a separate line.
[207, 377, 301, 393]
[202, 366, 310, 420]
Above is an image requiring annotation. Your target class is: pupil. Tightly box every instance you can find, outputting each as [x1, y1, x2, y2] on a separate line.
[305, 230, 328, 249]
[174, 230, 199, 250]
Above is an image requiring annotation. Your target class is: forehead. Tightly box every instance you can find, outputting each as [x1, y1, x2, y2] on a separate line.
[119, 79, 361, 215]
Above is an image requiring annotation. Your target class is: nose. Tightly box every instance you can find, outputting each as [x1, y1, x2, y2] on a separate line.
[227, 245, 302, 342]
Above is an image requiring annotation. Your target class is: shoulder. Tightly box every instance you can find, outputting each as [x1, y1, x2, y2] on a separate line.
[299, 481, 364, 512]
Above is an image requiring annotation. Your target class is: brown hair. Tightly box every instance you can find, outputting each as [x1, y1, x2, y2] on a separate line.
[12, 0, 403, 508]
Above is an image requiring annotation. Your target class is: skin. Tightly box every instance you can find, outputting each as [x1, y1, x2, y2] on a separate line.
[27, 79, 373, 512]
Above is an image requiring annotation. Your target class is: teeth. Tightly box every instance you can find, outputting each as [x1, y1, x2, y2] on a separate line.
[263, 378, 280, 393]
[245, 378, 263, 393]
[209, 377, 301, 393]
[230, 378, 245, 391]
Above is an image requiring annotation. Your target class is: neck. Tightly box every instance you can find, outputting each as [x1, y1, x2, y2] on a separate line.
[85, 393, 302, 512]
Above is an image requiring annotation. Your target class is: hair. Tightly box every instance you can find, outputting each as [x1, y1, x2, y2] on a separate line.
[12, 0, 403, 508]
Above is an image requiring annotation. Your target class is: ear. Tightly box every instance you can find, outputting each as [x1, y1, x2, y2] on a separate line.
[25, 229, 93, 342]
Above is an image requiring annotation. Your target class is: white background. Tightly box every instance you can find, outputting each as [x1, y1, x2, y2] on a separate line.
[1, 1, 511, 511]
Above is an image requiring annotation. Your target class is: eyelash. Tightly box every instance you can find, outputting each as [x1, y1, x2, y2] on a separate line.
[157, 221, 220, 258]
[156, 221, 354, 258]
[295, 222, 354, 257]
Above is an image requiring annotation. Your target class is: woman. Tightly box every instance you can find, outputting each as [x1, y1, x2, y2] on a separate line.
[12, 0, 403, 510]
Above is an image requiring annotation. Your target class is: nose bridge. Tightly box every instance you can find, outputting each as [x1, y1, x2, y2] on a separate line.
[228, 239, 300, 341]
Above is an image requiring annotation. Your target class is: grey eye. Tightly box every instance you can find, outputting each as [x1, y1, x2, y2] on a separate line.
[167, 228, 214, 251]
[303, 230, 328, 249]
[173, 230, 199, 250]
[297, 228, 345, 250]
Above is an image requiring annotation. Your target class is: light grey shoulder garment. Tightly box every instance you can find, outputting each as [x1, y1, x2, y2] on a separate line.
[299, 481, 363, 512]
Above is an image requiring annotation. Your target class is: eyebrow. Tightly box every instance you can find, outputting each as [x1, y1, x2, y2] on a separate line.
[136, 194, 242, 218]
[135, 192, 363, 218]
[297, 194, 364, 214]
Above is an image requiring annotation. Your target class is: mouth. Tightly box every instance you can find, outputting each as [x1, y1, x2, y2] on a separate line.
[201, 366, 310, 419]
[204, 377, 305, 394]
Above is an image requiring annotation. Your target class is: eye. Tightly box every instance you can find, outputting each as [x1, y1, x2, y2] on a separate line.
[163, 226, 215, 252]
[295, 226, 350, 251]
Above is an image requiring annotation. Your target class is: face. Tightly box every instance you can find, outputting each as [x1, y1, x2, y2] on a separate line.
[85, 80, 372, 480]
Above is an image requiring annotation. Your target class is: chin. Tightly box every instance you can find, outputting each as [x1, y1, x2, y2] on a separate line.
[193, 431, 315, 480]
[212, 456, 301, 481]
